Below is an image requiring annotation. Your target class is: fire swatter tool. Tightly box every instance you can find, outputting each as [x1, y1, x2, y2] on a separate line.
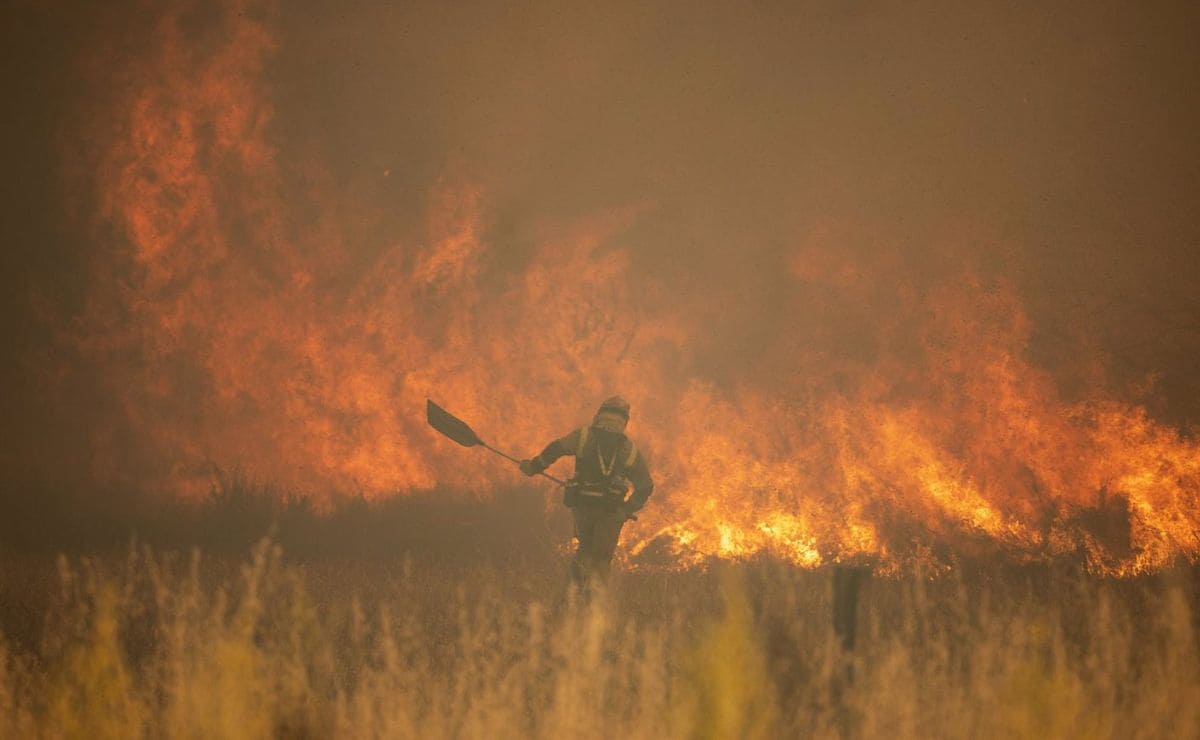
[425, 399, 567, 486]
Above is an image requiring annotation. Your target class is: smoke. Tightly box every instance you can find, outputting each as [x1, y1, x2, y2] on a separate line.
[4, 0, 1200, 571]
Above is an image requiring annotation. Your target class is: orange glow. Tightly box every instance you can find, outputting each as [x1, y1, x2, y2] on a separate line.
[69, 1, 1200, 576]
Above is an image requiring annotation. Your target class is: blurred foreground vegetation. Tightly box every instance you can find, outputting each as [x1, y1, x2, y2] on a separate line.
[1, 480, 1199, 738]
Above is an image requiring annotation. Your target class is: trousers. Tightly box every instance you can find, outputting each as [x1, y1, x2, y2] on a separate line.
[570, 504, 626, 584]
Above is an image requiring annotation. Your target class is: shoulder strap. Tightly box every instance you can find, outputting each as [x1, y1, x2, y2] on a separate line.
[575, 426, 590, 458]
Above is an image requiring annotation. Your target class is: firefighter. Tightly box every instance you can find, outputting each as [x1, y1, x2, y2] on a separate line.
[519, 396, 654, 584]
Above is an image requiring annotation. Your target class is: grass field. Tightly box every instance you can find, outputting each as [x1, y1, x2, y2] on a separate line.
[1, 487, 1198, 738]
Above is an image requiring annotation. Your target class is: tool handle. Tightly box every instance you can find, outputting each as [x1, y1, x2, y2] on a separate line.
[481, 443, 568, 486]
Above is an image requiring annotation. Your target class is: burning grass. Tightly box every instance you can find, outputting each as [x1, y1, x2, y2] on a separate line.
[1, 526, 1198, 738]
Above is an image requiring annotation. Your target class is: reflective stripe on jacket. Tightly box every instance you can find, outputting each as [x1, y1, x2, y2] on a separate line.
[534, 425, 654, 507]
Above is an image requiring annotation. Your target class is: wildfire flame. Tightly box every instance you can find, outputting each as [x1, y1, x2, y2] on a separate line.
[60, 1, 1200, 576]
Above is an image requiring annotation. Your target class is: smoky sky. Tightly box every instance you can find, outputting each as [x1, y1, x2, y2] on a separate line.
[269, 0, 1200, 396]
[3, 0, 1200, 500]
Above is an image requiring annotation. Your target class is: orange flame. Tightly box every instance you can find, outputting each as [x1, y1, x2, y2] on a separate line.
[65, 1, 1200, 575]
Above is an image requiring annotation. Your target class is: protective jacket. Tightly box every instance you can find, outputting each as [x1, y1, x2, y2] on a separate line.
[531, 425, 654, 511]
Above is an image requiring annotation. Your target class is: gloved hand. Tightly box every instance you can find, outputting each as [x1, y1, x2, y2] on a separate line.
[620, 502, 643, 521]
[518, 459, 542, 477]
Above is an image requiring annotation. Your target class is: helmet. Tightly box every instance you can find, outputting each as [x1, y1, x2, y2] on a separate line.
[596, 396, 630, 421]
[593, 396, 630, 433]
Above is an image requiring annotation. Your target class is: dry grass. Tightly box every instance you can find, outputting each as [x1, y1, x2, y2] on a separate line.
[0, 484, 1196, 738]
[1, 535, 1198, 739]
